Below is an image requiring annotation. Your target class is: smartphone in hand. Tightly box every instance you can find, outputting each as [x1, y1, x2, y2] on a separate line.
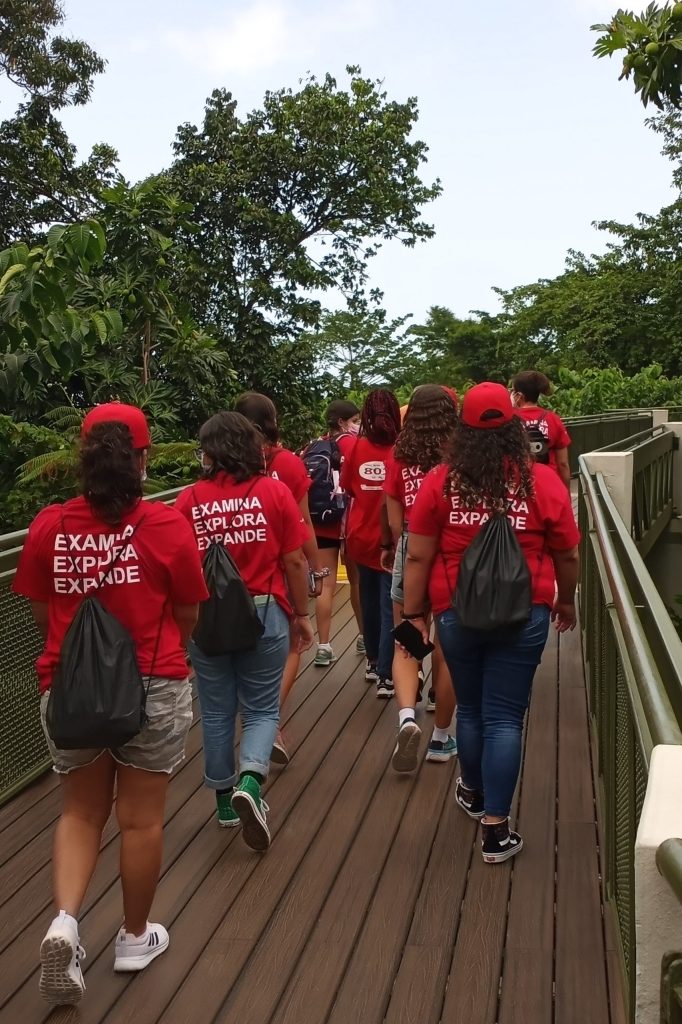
[392, 620, 435, 661]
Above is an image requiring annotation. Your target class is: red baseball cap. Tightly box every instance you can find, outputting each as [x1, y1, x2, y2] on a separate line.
[81, 402, 151, 449]
[440, 385, 459, 409]
[461, 383, 514, 429]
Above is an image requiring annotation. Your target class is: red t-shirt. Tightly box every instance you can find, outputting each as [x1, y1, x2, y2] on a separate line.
[384, 458, 427, 527]
[266, 446, 311, 504]
[174, 472, 309, 615]
[409, 463, 580, 614]
[340, 437, 394, 570]
[313, 433, 357, 540]
[515, 407, 571, 471]
[12, 497, 209, 693]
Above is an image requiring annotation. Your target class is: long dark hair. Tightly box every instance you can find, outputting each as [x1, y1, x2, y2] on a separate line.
[234, 392, 279, 445]
[79, 422, 143, 525]
[511, 370, 551, 404]
[199, 411, 265, 483]
[360, 388, 401, 447]
[395, 385, 458, 473]
[445, 417, 534, 511]
[325, 399, 360, 435]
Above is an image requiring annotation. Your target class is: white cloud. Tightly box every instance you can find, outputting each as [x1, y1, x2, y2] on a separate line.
[161, 0, 387, 75]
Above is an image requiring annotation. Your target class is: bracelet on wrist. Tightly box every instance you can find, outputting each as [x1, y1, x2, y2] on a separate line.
[401, 611, 426, 620]
[312, 568, 331, 579]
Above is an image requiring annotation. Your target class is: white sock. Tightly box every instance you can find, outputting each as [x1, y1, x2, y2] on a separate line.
[318, 643, 332, 651]
[432, 727, 450, 743]
[399, 708, 416, 727]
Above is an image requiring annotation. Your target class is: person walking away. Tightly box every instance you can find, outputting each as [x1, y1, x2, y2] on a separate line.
[234, 392, 322, 764]
[383, 385, 459, 771]
[403, 383, 579, 863]
[510, 371, 571, 491]
[13, 403, 208, 1005]
[175, 412, 314, 851]
[303, 399, 363, 666]
[341, 389, 401, 698]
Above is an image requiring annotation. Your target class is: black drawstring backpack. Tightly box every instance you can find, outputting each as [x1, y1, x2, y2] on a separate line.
[47, 514, 162, 749]
[192, 479, 269, 656]
[452, 507, 532, 631]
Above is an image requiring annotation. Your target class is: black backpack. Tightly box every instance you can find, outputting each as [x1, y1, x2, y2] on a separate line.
[453, 510, 532, 631]
[523, 413, 550, 465]
[47, 515, 156, 749]
[302, 437, 346, 526]
[191, 480, 267, 656]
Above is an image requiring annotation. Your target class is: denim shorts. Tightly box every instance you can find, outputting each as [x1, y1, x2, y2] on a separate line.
[40, 676, 193, 775]
[390, 532, 409, 604]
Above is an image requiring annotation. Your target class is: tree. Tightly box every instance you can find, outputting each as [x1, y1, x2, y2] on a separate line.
[310, 306, 415, 391]
[167, 68, 441, 398]
[0, 0, 117, 244]
[592, 3, 682, 109]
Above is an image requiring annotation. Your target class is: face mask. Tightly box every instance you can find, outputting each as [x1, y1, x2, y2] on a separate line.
[346, 422, 360, 436]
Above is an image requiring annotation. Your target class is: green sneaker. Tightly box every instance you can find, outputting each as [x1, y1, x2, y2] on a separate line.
[216, 791, 240, 829]
[232, 775, 270, 852]
[313, 644, 335, 667]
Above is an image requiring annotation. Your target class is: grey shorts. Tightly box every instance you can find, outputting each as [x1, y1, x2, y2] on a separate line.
[40, 677, 193, 775]
[391, 533, 409, 604]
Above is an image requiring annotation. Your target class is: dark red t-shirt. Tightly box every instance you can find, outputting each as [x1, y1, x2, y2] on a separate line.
[340, 437, 394, 570]
[409, 463, 580, 614]
[515, 407, 571, 471]
[313, 433, 357, 540]
[384, 457, 427, 527]
[12, 497, 209, 693]
[174, 473, 309, 615]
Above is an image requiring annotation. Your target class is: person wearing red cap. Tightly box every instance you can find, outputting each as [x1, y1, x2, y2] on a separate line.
[13, 403, 208, 1005]
[383, 384, 459, 770]
[402, 382, 579, 864]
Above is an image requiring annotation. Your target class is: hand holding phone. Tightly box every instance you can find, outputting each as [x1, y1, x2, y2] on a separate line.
[392, 619, 435, 661]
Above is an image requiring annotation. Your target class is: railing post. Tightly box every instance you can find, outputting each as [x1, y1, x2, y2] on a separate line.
[635, 746, 682, 1022]
[583, 451, 635, 532]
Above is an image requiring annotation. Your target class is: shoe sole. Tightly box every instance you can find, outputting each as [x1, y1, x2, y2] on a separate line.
[482, 837, 523, 864]
[426, 703, 436, 713]
[114, 935, 169, 972]
[376, 689, 394, 699]
[392, 724, 421, 772]
[455, 795, 485, 820]
[39, 935, 84, 1004]
[232, 791, 271, 852]
[218, 817, 241, 829]
[270, 743, 290, 765]
[425, 748, 457, 763]
[313, 657, 337, 668]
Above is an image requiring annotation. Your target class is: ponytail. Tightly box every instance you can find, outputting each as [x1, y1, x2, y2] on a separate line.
[79, 422, 143, 524]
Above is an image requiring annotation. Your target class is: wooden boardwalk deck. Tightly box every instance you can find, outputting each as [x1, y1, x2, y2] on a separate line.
[0, 586, 623, 1024]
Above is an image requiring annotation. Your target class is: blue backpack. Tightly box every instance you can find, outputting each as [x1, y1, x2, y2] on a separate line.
[302, 437, 347, 526]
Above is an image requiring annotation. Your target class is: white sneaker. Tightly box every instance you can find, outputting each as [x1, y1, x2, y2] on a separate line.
[39, 911, 86, 1005]
[391, 719, 421, 773]
[114, 922, 169, 972]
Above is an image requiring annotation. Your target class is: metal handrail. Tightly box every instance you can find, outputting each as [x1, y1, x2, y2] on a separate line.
[597, 426, 662, 453]
[580, 459, 682, 758]
[657, 839, 682, 906]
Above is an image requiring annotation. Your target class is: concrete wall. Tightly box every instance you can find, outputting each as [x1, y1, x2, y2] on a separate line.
[635, 745, 682, 1023]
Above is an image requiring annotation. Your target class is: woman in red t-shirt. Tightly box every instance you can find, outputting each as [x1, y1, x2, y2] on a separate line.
[404, 383, 579, 865]
[305, 399, 362, 667]
[234, 392, 322, 764]
[175, 411, 313, 851]
[510, 371, 571, 490]
[13, 403, 208, 1004]
[340, 388, 401, 696]
[383, 384, 459, 772]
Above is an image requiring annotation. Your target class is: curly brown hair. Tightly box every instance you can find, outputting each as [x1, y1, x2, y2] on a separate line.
[394, 385, 459, 472]
[445, 416, 534, 511]
[199, 411, 265, 483]
[79, 422, 143, 525]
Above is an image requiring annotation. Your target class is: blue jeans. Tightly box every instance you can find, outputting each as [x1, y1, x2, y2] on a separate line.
[189, 601, 289, 789]
[436, 605, 550, 817]
[357, 564, 394, 680]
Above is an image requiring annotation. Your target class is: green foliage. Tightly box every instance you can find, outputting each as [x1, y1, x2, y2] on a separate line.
[592, 3, 682, 109]
[546, 364, 682, 415]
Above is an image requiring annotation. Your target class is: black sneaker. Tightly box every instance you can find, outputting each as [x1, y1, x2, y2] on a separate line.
[376, 677, 394, 699]
[481, 819, 523, 864]
[455, 777, 485, 819]
[426, 688, 436, 712]
[391, 719, 421, 772]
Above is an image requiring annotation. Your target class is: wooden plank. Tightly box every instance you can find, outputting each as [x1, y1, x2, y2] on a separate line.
[323, 752, 457, 1024]
[383, 798, 477, 1024]
[606, 952, 628, 1024]
[498, 950, 554, 1024]
[558, 683, 594, 824]
[555, 822, 610, 1024]
[558, 615, 584, 689]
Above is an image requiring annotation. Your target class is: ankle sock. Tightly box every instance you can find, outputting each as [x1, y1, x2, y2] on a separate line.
[432, 727, 450, 743]
[56, 910, 78, 930]
[318, 643, 332, 651]
[398, 708, 416, 727]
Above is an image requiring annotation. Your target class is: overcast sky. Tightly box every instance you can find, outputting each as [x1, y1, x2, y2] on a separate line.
[8, 0, 678, 323]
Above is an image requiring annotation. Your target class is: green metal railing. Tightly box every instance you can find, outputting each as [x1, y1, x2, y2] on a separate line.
[579, 453, 682, 1019]
[564, 410, 653, 476]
